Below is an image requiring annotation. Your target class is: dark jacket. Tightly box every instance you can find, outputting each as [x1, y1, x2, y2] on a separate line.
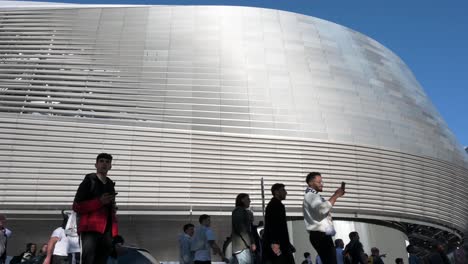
[344, 240, 365, 264]
[231, 206, 254, 253]
[73, 173, 118, 236]
[262, 198, 295, 262]
[0, 228, 8, 264]
[371, 256, 384, 264]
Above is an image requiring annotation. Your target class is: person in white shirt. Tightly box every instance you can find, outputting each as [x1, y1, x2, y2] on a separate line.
[43, 225, 69, 264]
[44, 215, 74, 264]
[303, 172, 345, 264]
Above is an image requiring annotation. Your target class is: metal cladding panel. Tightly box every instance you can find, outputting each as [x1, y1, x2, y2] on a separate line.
[0, 6, 467, 234]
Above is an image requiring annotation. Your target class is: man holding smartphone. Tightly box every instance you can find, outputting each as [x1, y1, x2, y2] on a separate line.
[73, 153, 119, 264]
[302, 172, 345, 264]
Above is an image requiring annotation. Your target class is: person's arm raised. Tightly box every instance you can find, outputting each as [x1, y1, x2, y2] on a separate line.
[328, 186, 345, 206]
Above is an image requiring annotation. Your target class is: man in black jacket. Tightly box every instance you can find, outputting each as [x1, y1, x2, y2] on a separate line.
[262, 183, 295, 264]
[344, 232, 367, 264]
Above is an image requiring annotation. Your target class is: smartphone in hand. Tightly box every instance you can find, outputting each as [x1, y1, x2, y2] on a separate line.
[341, 181, 346, 191]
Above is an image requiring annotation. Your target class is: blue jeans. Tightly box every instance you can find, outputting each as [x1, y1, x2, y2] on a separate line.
[232, 249, 253, 264]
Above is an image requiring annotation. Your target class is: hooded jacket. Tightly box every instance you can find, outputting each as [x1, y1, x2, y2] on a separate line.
[73, 173, 118, 236]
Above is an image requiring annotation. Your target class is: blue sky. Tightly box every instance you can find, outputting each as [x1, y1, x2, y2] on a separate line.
[26, 0, 468, 148]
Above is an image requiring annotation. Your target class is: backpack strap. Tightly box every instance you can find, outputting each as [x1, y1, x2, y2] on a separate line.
[233, 229, 250, 250]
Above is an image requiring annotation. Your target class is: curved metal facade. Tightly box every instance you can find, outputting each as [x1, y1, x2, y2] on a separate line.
[1, 5, 467, 236]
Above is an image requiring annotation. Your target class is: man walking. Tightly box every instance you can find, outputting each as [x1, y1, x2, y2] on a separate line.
[73, 153, 118, 264]
[344, 232, 367, 264]
[303, 172, 345, 264]
[335, 239, 345, 264]
[191, 214, 228, 264]
[179, 223, 194, 264]
[231, 193, 256, 264]
[262, 183, 295, 264]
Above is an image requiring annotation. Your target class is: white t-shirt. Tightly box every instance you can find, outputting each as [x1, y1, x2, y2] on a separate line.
[50, 227, 69, 256]
[194, 226, 215, 261]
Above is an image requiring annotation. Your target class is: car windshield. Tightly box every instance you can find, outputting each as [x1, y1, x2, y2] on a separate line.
[107, 247, 158, 264]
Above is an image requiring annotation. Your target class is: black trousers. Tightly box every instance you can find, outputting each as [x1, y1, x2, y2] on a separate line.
[68, 252, 80, 264]
[51, 255, 69, 264]
[194, 261, 211, 264]
[309, 231, 337, 264]
[81, 231, 113, 264]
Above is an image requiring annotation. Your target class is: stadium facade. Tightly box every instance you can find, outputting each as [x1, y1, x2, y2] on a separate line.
[1, 1, 467, 261]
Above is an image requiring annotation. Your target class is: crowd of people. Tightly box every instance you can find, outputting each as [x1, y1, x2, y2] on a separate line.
[177, 171, 452, 264]
[301, 232, 398, 264]
[0, 240, 48, 264]
[0, 153, 455, 264]
[0, 212, 81, 264]
[301, 240, 451, 264]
